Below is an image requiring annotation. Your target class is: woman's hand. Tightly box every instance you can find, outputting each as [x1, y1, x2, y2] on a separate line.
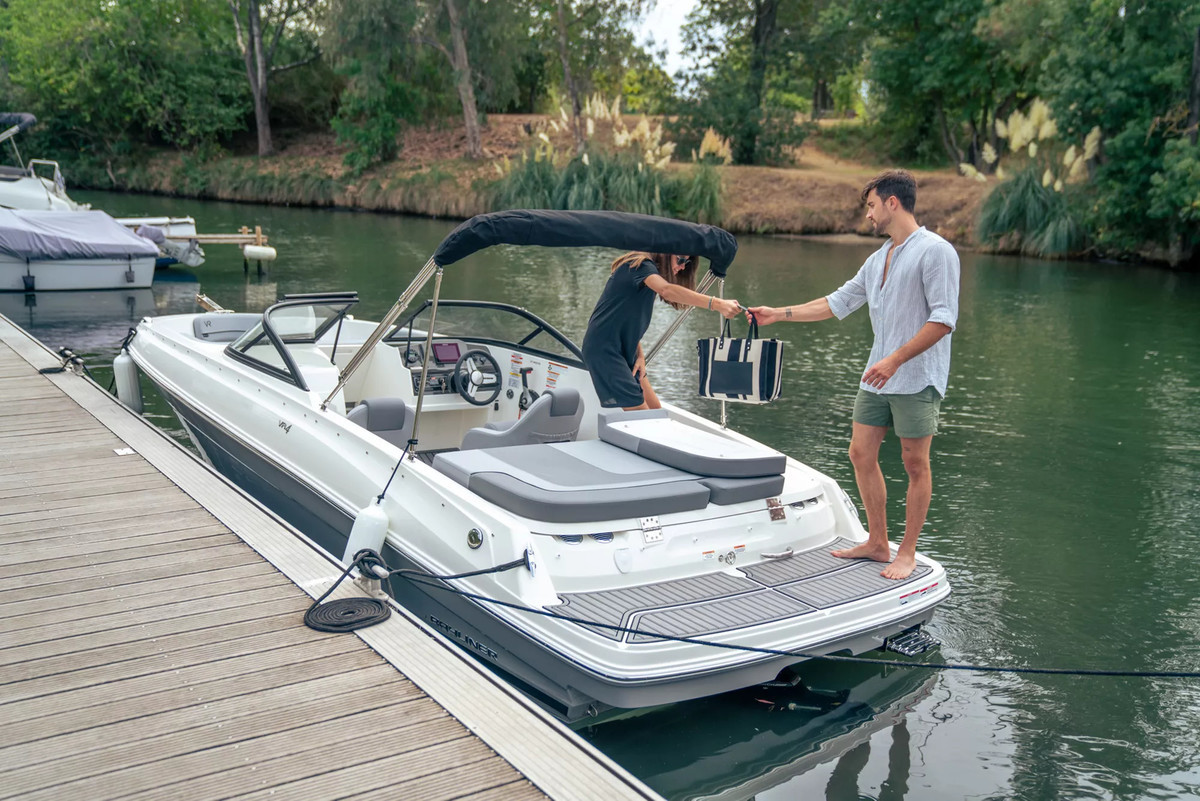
[713, 298, 741, 319]
[632, 350, 647, 381]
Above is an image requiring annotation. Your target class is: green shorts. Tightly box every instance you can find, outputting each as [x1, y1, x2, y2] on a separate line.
[853, 386, 942, 438]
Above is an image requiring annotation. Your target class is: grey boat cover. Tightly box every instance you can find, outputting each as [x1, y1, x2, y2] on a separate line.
[0, 209, 159, 261]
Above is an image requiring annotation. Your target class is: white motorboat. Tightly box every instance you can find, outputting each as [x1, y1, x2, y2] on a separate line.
[0, 112, 204, 268]
[0, 209, 158, 291]
[120, 210, 950, 721]
[0, 113, 86, 213]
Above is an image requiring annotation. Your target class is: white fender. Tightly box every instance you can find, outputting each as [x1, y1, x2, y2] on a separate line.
[242, 244, 277, 262]
[343, 501, 389, 564]
[112, 350, 143, 414]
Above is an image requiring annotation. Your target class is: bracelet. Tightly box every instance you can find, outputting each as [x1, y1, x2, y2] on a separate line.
[707, 296, 714, 310]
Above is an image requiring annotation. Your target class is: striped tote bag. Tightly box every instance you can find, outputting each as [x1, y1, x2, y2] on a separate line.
[696, 315, 783, 404]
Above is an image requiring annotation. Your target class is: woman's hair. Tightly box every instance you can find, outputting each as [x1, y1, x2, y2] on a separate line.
[610, 251, 698, 310]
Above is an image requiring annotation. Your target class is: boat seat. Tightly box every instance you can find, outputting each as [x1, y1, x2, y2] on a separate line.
[433, 440, 711, 523]
[460, 388, 583, 450]
[347, 397, 414, 450]
[598, 409, 786, 478]
[192, 313, 260, 343]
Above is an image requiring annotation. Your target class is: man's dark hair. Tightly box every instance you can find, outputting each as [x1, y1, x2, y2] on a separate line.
[861, 169, 917, 213]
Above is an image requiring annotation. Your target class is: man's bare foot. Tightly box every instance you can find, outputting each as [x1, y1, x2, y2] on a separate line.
[831, 542, 891, 562]
[880, 552, 916, 580]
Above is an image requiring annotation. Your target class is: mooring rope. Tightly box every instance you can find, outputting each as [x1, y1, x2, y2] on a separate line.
[315, 549, 1200, 680]
[303, 548, 528, 633]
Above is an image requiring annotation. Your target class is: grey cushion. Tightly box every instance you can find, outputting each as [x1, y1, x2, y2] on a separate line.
[460, 388, 584, 450]
[347, 397, 414, 450]
[699, 475, 786, 505]
[192, 313, 260, 342]
[598, 409, 786, 478]
[433, 440, 711, 523]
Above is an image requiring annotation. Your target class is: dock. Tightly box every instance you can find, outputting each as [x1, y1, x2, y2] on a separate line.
[0, 314, 661, 801]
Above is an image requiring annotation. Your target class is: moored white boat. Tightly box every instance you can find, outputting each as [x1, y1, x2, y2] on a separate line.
[0, 209, 158, 291]
[0, 112, 204, 267]
[122, 209, 950, 721]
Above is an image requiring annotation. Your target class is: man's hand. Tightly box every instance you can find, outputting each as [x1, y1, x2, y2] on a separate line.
[746, 305, 783, 325]
[862, 355, 900, 389]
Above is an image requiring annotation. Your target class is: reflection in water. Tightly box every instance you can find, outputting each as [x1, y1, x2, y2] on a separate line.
[581, 662, 937, 801]
[42, 191, 1200, 800]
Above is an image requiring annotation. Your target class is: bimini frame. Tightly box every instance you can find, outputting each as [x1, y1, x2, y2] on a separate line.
[321, 209, 741, 433]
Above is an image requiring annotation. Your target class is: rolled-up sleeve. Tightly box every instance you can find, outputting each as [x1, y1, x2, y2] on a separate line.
[922, 243, 960, 331]
[826, 266, 868, 320]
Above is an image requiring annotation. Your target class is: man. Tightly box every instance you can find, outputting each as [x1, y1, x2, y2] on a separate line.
[747, 169, 960, 579]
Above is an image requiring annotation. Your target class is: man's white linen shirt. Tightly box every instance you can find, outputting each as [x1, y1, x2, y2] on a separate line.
[825, 226, 960, 397]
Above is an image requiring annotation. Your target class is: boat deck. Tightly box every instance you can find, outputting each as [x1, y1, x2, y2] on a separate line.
[0, 314, 660, 801]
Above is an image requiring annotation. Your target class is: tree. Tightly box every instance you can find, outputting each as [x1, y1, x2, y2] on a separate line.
[528, 0, 646, 152]
[417, 0, 526, 160]
[324, 0, 433, 171]
[854, 0, 1029, 169]
[1041, 0, 1200, 261]
[674, 0, 810, 165]
[0, 0, 247, 157]
[228, 0, 323, 157]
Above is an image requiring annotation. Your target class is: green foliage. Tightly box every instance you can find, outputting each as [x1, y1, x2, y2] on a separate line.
[0, 0, 248, 154]
[622, 64, 677, 114]
[671, 53, 812, 166]
[1037, 0, 1200, 258]
[977, 165, 1087, 257]
[672, 1, 817, 165]
[812, 122, 898, 166]
[1149, 140, 1200, 226]
[677, 161, 722, 225]
[324, 0, 440, 173]
[491, 149, 722, 223]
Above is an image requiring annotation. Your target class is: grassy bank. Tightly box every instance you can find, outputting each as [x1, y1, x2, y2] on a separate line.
[68, 116, 989, 245]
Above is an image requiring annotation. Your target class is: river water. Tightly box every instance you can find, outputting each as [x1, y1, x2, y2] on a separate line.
[21, 190, 1199, 801]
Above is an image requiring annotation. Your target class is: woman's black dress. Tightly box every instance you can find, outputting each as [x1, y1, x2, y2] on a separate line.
[581, 259, 659, 408]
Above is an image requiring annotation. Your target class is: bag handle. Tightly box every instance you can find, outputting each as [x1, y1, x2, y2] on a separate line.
[715, 313, 758, 344]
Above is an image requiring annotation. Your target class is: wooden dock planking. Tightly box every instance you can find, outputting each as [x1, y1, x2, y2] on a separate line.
[0, 316, 660, 801]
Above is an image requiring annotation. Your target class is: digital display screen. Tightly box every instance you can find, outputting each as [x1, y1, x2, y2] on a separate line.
[431, 341, 461, 364]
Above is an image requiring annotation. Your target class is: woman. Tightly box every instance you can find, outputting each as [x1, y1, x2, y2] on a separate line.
[582, 251, 741, 410]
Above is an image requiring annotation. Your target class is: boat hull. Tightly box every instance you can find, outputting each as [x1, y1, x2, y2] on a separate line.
[150, 378, 939, 721]
[0, 254, 156, 291]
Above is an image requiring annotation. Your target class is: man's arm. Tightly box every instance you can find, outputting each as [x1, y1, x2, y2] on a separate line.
[861, 321, 952, 389]
[746, 297, 835, 325]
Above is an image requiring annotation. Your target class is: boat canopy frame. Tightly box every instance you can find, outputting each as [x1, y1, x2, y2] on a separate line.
[321, 209, 739, 411]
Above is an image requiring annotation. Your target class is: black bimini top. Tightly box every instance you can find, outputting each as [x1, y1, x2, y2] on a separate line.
[0, 113, 37, 133]
[433, 209, 739, 277]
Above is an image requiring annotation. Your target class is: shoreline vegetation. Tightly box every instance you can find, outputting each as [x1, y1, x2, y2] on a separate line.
[7, 1, 1197, 268]
[72, 115, 990, 248]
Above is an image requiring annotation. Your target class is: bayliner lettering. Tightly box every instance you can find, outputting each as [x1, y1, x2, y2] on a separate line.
[899, 581, 939, 605]
[429, 615, 499, 660]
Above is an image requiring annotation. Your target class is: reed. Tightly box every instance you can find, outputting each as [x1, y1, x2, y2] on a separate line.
[491, 148, 722, 223]
[977, 164, 1087, 257]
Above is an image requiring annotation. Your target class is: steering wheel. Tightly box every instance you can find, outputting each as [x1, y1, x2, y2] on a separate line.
[453, 349, 502, 406]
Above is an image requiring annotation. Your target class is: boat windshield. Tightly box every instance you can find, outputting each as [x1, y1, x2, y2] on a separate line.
[387, 300, 583, 365]
[228, 297, 357, 389]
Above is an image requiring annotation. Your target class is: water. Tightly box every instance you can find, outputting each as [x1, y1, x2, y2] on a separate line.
[32, 190, 1200, 800]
